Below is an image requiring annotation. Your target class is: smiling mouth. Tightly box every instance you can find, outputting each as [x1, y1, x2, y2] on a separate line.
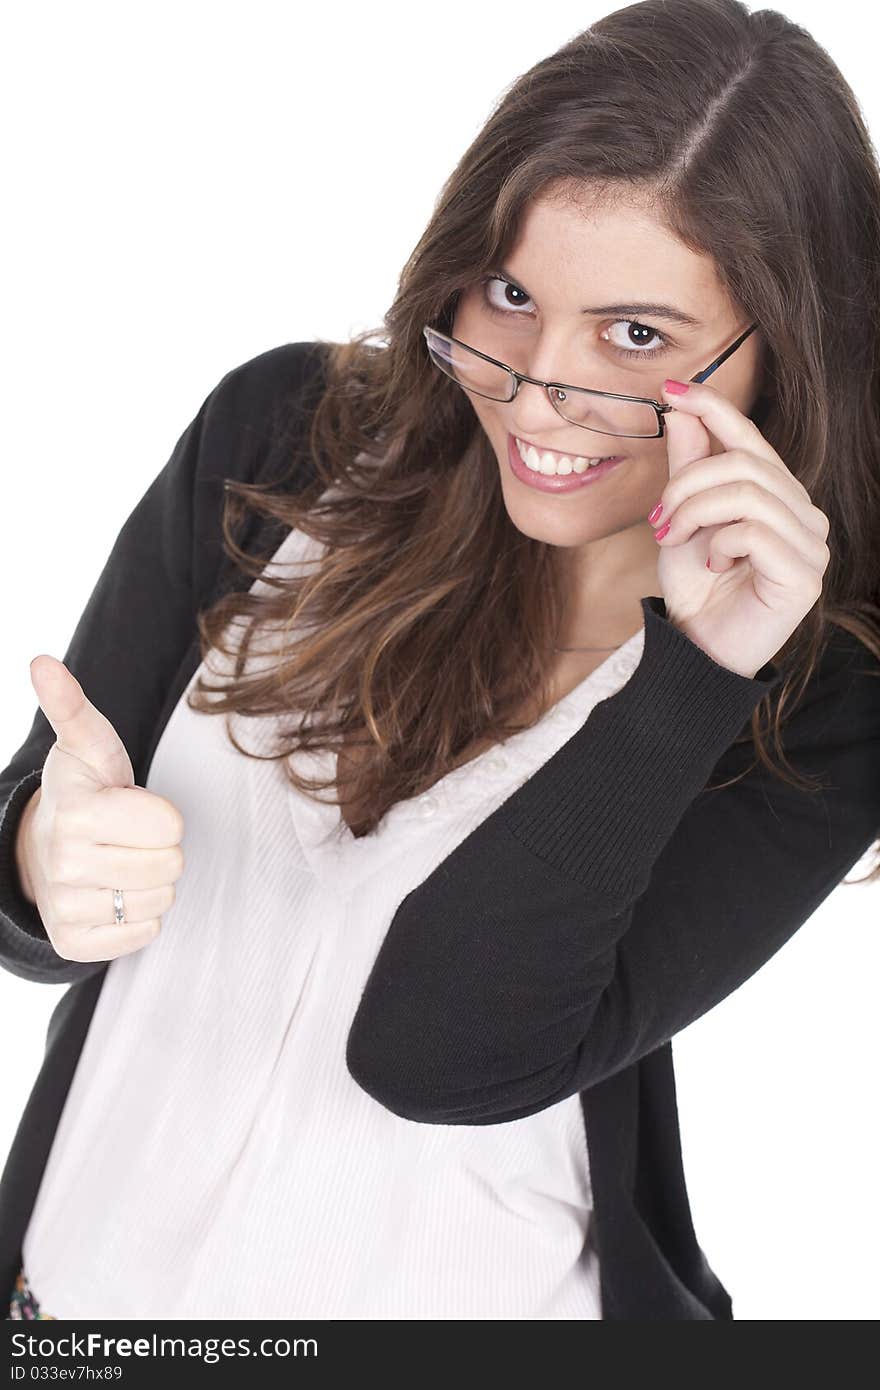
[512, 433, 623, 474]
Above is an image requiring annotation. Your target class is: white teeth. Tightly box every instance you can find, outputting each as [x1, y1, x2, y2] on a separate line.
[515, 437, 610, 475]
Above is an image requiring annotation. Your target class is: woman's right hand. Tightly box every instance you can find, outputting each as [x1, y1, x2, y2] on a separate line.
[19, 655, 186, 963]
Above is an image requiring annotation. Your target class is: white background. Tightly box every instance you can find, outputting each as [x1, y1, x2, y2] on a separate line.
[2, 0, 877, 1320]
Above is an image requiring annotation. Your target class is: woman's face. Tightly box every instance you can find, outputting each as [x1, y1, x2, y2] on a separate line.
[451, 191, 767, 603]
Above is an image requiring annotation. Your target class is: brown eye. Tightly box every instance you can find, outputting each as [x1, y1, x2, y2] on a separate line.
[602, 320, 672, 360]
[481, 275, 532, 313]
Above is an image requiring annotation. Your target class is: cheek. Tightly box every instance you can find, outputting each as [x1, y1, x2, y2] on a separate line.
[469, 397, 499, 442]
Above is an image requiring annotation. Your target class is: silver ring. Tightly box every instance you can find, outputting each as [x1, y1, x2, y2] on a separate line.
[112, 888, 126, 925]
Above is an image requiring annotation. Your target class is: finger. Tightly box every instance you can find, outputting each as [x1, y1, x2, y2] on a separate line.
[48, 840, 185, 892]
[48, 881, 175, 930]
[31, 657, 136, 789]
[656, 481, 831, 571]
[53, 918, 163, 964]
[706, 520, 825, 601]
[661, 393, 712, 484]
[661, 379, 788, 475]
[58, 783, 185, 849]
[653, 454, 829, 542]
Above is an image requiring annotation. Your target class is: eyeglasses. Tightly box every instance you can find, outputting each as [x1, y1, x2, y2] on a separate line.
[421, 320, 760, 439]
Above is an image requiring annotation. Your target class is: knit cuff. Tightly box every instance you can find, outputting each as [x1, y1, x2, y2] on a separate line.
[0, 767, 52, 942]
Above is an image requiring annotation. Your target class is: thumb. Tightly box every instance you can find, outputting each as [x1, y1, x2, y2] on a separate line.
[30, 655, 135, 790]
[662, 400, 712, 482]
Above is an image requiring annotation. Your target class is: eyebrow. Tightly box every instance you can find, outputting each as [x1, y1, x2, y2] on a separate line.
[496, 266, 703, 329]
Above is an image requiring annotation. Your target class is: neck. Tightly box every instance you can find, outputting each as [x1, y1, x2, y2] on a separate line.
[552, 538, 658, 653]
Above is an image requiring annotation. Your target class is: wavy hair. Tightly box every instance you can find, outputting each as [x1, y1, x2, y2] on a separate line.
[187, 0, 880, 880]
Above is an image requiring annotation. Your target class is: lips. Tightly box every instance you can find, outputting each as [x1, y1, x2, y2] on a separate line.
[506, 431, 626, 493]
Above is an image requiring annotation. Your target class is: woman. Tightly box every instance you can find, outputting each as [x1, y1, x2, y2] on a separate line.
[3, 0, 879, 1320]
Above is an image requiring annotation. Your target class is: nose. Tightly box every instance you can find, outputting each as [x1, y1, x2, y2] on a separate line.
[509, 386, 618, 453]
[508, 379, 583, 447]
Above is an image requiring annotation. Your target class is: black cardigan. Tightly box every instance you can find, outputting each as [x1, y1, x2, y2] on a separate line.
[2, 341, 878, 1321]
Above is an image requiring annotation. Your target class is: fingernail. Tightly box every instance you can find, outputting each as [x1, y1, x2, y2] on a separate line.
[654, 521, 671, 542]
[663, 379, 690, 395]
[647, 501, 663, 526]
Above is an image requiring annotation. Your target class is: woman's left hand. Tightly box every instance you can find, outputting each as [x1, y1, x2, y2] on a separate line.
[650, 379, 831, 679]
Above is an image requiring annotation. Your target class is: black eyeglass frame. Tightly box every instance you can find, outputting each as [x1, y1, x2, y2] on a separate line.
[421, 320, 760, 439]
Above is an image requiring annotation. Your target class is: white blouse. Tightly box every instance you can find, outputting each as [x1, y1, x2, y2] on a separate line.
[22, 506, 646, 1320]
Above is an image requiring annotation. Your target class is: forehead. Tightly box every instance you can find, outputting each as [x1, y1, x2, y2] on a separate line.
[505, 189, 731, 328]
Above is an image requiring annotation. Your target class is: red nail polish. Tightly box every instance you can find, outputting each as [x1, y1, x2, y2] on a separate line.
[664, 379, 690, 395]
[706, 556, 713, 570]
[647, 502, 663, 525]
[654, 521, 671, 542]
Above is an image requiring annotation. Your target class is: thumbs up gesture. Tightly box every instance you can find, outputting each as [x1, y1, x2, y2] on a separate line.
[17, 655, 186, 963]
[650, 379, 831, 679]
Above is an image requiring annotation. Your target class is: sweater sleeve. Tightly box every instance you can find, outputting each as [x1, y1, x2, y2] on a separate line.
[345, 597, 880, 1123]
[0, 340, 329, 986]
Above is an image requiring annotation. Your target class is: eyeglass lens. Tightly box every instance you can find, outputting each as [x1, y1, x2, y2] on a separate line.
[425, 331, 660, 438]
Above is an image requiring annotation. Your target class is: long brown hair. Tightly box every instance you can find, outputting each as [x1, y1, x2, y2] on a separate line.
[187, 0, 880, 881]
